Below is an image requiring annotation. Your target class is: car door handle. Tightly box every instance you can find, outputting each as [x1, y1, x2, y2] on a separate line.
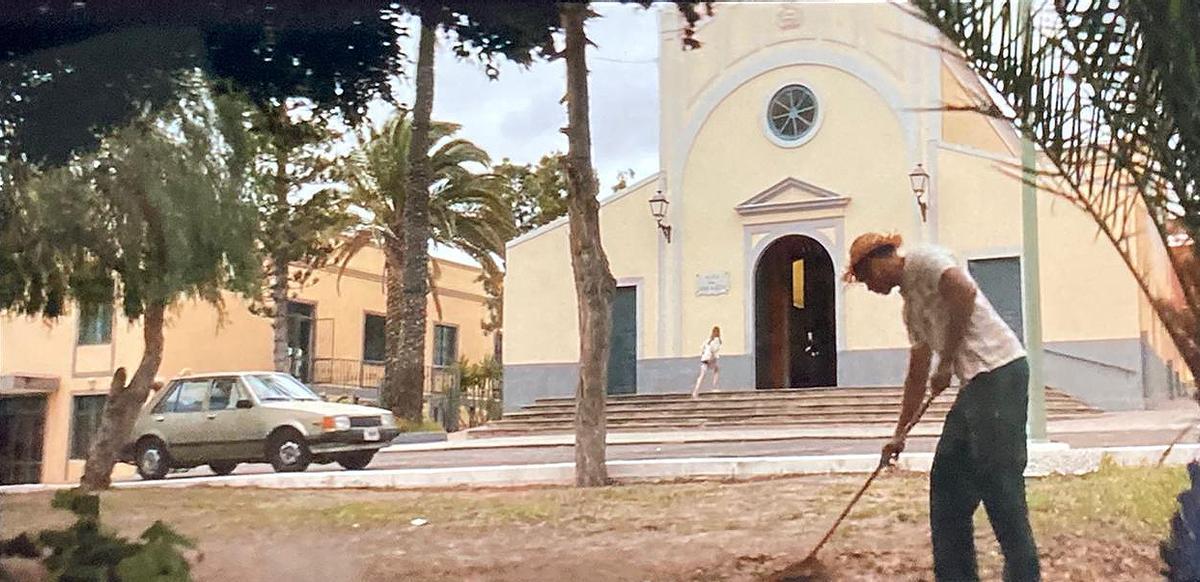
[206, 414, 217, 420]
[153, 416, 165, 422]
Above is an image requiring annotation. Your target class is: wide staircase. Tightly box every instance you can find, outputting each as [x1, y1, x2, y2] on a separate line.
[469, 386, 1101, 438]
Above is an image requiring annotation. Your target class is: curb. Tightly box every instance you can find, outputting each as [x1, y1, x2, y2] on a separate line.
[383, 427, 948, 453]
[389, 432, 448, 445]
[3, 444, 1196, 494]
[391, 421, 1190, 453]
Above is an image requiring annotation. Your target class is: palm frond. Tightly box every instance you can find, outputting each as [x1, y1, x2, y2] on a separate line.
[912, 0, 1200, 378]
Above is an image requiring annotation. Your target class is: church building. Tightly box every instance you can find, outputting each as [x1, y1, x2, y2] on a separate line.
[502, 2, 1187, 412]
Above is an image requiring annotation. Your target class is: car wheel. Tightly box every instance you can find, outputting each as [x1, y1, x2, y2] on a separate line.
[208, 461, 238, 476]
[336, 450, 376, 471]
[136, 438, 170, 480]
[267, 429, 311, 473]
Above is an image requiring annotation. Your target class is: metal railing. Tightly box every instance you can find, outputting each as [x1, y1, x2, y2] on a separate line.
[307, 358, 501, 432]
[310, 357, 385, 392]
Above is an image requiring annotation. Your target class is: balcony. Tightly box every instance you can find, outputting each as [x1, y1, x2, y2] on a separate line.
[306, 358, 500, 431]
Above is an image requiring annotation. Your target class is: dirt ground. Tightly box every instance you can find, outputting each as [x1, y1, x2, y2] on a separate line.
[0, 463, 1184, 581]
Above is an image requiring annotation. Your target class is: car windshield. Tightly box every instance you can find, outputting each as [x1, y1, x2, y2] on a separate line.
[243, 374, 321, 402]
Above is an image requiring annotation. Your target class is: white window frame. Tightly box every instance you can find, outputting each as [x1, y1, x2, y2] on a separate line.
[763, 81, 824, 149]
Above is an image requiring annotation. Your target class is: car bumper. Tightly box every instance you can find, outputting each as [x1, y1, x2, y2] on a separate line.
[308, 428, 401, 453]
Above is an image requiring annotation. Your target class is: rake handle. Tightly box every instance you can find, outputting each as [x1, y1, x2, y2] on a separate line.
[1157, 421, 1198, 467]
[801, 391, 940, 563]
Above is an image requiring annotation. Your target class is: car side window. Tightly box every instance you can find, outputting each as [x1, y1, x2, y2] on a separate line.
[151, 383, 182, 414]
[207, 378, 239, 411]
[172, 380, 210, 413]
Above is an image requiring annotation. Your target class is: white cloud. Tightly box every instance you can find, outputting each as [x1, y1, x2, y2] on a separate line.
[385, 4, 661, 192]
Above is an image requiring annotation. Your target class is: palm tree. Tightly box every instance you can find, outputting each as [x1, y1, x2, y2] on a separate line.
[909, 0, 1200, 382]
[336, 111, 514, 420]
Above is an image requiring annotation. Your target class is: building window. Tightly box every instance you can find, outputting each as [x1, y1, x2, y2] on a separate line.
[766, 84, 819, 146]
[70, 395, 106, 460]
[433, 324, 458, 368]
[77, 303, 113, 346]
[363, 314, 386, 363]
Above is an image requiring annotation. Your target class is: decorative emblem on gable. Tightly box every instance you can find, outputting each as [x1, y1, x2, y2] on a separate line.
[777, 5, 802, 30]
[735, 177, 850, 216]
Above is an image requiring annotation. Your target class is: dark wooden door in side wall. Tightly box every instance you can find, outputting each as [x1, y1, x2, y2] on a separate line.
[607, 286, 638, 395]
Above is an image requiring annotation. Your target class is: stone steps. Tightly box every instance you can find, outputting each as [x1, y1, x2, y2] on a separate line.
[527, 387, 1081, 405]
[512, 395, 1085, 414]
[500, 405, 1096, 422]
[471, 386, 1101, 438]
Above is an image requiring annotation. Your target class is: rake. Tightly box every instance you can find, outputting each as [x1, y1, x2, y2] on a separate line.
[764, 390, 941, 582]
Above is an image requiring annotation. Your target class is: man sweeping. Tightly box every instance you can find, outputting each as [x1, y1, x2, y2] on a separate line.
[843, 232, 1041, 582]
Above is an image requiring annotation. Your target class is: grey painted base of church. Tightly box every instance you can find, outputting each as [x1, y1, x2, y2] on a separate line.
[504, 356, 755, 412]
[504, 338, 1190, 412]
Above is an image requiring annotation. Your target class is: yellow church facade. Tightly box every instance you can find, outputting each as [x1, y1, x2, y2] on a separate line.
[503, 3, 1188, 412]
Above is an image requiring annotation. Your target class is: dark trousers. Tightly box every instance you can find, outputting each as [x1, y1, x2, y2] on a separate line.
[931, 357, 1041, 582]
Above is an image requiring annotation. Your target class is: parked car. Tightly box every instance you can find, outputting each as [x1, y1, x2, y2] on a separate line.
[122, 371, 400, 480]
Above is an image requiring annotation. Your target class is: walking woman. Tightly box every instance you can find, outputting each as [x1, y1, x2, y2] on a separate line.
[692, 326, 722, 398]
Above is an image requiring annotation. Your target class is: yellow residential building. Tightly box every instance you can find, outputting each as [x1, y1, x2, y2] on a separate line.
[0, 244, 496, 485]
[503, 3, 1191, 412]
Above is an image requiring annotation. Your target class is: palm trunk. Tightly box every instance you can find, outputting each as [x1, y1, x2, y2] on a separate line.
[79, 302, 166, 492]
[271, 256, 290, 373]
[395, 18, 437, 423]
[383, 236, 405, 412]
[561, 2, 615, 488]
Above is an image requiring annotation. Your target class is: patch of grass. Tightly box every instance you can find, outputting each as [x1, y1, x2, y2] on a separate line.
[310, 495, 563, 528]
[1027, 459, 1187, 541]
[4, 462, 1187, 553]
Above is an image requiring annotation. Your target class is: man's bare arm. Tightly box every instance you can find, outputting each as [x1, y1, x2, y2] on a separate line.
[896, 343, 933, 436]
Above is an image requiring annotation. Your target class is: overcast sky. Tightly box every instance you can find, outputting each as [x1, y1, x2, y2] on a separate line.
[382, 3, 662, 196]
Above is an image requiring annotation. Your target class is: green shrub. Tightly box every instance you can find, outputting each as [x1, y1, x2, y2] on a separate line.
[0, 489, 194, 581]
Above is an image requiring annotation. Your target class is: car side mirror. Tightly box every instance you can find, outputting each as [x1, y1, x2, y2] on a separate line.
[236, 399, 253, 409]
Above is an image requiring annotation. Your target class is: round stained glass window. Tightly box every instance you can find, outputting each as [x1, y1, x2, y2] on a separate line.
[766, 84, 819, 144]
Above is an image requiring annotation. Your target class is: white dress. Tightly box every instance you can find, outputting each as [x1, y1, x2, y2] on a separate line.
[700, 337, 722, 364]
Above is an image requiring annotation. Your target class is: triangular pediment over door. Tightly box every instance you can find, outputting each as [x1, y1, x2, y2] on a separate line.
[735, 177, 850, 216]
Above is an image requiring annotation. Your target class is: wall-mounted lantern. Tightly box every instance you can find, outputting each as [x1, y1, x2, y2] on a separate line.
[649, 189, 672, 243]
[909, 163, 930, 223]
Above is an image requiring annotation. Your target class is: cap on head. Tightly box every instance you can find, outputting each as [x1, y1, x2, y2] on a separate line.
[843, 232, 903, 283]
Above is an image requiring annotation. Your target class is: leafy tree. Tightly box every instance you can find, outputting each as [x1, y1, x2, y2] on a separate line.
[338, 111, 513, 418]
[0, 3, 406, 164]
[419, 0, 711, 486]
[554, 1, 712, 486]
[217, 94, 357, 372]
[495, 154, 572, 236]
[2, 74, 260, 491]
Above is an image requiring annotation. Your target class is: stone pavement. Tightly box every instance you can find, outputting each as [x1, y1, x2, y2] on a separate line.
[384, 405, 1200, 453]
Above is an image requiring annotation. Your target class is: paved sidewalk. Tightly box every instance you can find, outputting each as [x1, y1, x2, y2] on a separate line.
[385, 406, 1199, 453]
[4, 443, 1196, 494]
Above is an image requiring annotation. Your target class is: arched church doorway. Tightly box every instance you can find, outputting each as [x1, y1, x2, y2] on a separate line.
[754, 235, 837, 388]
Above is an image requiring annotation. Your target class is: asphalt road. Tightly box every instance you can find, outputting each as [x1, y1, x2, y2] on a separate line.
[141, 428, 1185, 482]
